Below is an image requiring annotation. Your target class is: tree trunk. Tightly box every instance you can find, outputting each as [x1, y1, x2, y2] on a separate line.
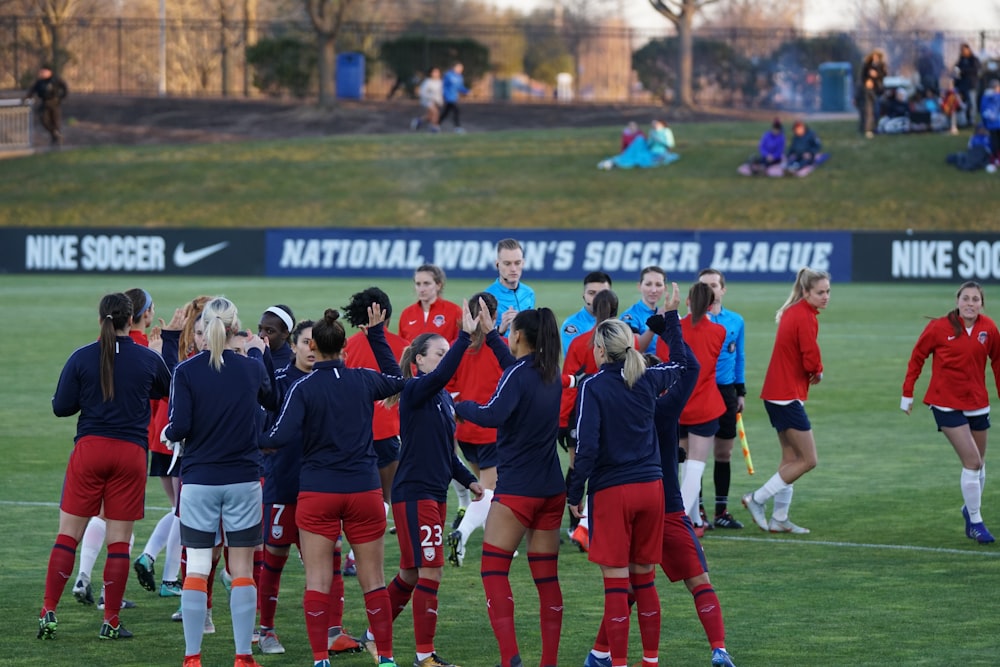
[676, 10, 694, 108]
[317, 32, 336, 108]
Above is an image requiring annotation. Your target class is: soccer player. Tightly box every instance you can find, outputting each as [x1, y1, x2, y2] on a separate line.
[743, 268, 830, 535]
[621, 266, 667, 353]
[259, 304, 296, 369]
[484, 238, 536, 335]
[454, 308, 564, 667]
[382, 301, 485, 667]
[40, 293, 171, 641]
[902, 281, 1000, 543]
[263, 307, 407, 667]
[398, 264, 462, 343]
[560, 271, 613, 355]
[165, 296, 272, 667]
[698, 269, 747, 530]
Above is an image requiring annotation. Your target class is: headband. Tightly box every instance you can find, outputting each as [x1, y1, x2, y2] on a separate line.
[138, 290, 153, 318]
[265, 306, 294, 332]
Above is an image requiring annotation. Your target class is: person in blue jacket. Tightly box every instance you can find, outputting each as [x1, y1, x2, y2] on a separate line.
[739, 119, 785, 175]
[263, 307, 406, 667]
[453, 307, 563, 667]
[568, 284, 687, 667]
[980, 78, 1000, 161]
[40, 292, 171, 642]
[484, 238, 536, 335]
[380, 300, 485, 667]
[439, 62, 470, 133]
[163, 296, 272, 667]
[560, 271, 613, 355]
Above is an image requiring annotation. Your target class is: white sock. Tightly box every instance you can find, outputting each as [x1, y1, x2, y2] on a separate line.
[163, 513, 182, 582]
[680, 460, 706, 523]
[962, 467, 983, 522]
[384, 501, 390, 518]
[142, 510, 175, 560]
[78, 517, 106, 579]
[771, 484, 794, 522]
[981, 461, 986, 492]
[579, 497, 590, 531]
[452, 479, 471, 510]
[416, 652, 433, 662]
[591, 650, 611, 660]
[753, 472, 789, 506]
[458, 488, 494, 550]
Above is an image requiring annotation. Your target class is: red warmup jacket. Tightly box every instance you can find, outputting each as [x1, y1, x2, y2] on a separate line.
[903, 313, 1000, 411]
[397, 299, 462, 343]
[760, 299, 823, 402]
[345, 328, 408, 440]
[673, 315, 726, 426]
[128, 329, 171, 456]
[447, 338, 506, 445]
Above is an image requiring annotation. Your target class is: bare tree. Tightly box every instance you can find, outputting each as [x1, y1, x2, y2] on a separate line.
[648, 0, 722, 108]
[306, 0, 356, 107]
[701, 0, 803, 30]
[852, 0, 930, 32]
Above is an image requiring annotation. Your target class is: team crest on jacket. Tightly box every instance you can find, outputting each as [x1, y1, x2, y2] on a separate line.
[980, 332, 988, 345]
[565, 325, 578, 334]
[423, 547, 435, 562]
[271, 525, 284, 540]
[433, 314, 446, 327]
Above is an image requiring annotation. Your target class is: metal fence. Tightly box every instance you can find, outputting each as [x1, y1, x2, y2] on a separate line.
[0, 98, 32, 150]
[1, 15, 998, 107]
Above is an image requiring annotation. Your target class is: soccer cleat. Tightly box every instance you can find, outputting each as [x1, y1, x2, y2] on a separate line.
[571, 525, 590, 552]
[316, 661, 332, 667]
[768, 518, 810, 535]
[343, 554, 357, 577]
[233, 654, 264, 667]
[968, 522, 996, 544]
[37, 610, 57, 640]
[329, 630, 364, 653]
[73, 576, 95, 605]
[183, 654, 203, 667]
[379, 658, 400, 667]
[204, 609, 216, 634]
[582, 652, 611, 667]
[714, 512, 744, 529]
[258, 629, 286, 654]
[251, 627, 260, 645]
[711, 647, 737, 667]
[133, 553, 157, 592]
[693, 523, 706, 539]
[451, 507, 466, 530]
[414, 653, 459, 667]
[447, 530, 464, 567]
[98, 595, 136, 610]
[171, 604, 183, 622]
[741, 493, 768, 531]
[160, 580, 182, 597]
[98, 621, 133, 640]
[221, 569, 233, 594]
[698, 506, 714, 531]
[963, 506, 973, 538]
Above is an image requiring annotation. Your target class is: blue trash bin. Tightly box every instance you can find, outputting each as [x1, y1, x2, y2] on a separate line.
[818, 62, 853, 112]
[336, 52, 365, 100]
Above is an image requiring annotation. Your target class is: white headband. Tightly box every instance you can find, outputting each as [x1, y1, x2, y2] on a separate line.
[265, 306, 294, 332]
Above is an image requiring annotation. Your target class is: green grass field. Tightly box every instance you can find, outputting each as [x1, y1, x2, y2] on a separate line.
[0, 120, 996, 230]
[3, 275, 1000, 667]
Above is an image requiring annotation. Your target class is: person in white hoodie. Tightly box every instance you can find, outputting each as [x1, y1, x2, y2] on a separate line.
[412, 68, 443, 132]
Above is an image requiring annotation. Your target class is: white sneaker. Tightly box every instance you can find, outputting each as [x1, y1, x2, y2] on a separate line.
[258, 629, 286, 654]
[768, 517, 810, 534]
[203, 609, 215, 634]
[72, 573, 94, 605]
[597, 160, 613, 170]
[741, 493, 769, 531]
[454, 127, 466, 134]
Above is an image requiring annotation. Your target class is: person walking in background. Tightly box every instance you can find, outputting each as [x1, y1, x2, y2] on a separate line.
[953, 43, 981, 121]
[858, 49, 887, 138]
[23, 65, 68, 146]
[412, 68, 443, 133]
[743, 268, 830, 535]
[902, 281, 1000, 544]
[439, 63, 470, 134]
[485, 238, 535, 335]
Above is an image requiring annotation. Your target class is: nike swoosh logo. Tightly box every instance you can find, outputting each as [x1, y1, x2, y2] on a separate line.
[408, 320, 417, 325]
[947, 336, 957, 340]
[173, 241, 230, 267]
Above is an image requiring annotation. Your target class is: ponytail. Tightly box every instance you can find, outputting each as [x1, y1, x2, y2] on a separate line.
[97, 293, 133, 401]
[688, 282, 714, 325]
[201, 297, 241, 371]
[593, 318, 645, 388]
[777, 267, 830, 323]
[592, 289, 619, 323]
[312, 308, 346, 356]
[468, 291, 498, 350]
[512, 307, 560, 384]
[179, 296, 211, 359]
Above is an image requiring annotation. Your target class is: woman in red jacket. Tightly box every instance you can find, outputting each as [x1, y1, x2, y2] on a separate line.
[901, 281, 1000, 544]
[743, 268, 829, 535]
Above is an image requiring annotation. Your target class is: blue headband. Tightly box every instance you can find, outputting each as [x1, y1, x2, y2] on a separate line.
[137, 290, 152, 318]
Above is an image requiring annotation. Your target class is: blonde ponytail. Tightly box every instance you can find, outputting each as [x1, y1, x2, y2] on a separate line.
[201, 297, 241, 371]
[776, 267, 830, 323]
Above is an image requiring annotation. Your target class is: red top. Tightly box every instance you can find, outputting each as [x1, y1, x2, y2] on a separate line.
[903, 313, 1000, 411]
[447, 338, 507, 444]
[397, 299, 462, 343]
[128, 329, 171, 456]
[621, 127, 644, 151]
[345, 329, 408, 440]
[760, 299, 823, 402]
[669, 315, 726, 425]
[564, 329, 643, 428]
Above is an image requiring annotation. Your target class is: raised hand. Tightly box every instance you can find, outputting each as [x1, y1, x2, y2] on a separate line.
[461, 299, 478, 334]
[663, 282, 681, 312]
[366, 303, 387, 331]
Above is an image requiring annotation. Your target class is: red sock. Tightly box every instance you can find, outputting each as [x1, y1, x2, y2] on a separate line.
[630, 570, 660, 662]
[258, 550, 288, 629]
[101, 541, 130, 626]
[253, 547, 264, 592]
[691, 583, 726, 650]
[41, 534, 78, 613]
[303, 588, 329, 660]
[364, 587, 394, 659]
[328, 549, 345, 628]
[206, 551, 220, 610]
[388, 574, 415, 621]
[603, 577, 631, 667]
[412, 577, 440, 654]
[528, 552, 562, 667]
[481, 542, 519, 667]
[592, 589, 635, 653]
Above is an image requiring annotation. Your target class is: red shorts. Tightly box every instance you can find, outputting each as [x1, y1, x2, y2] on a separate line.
[494, 492, 566, 531]
[61, 436, 147, 521]
[392, 500, 447, 569]
[588, 480, 664, 568]
[659, 511, 708, 582]
[265, 502, 299, 547]
[297, 489, 385, 545]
